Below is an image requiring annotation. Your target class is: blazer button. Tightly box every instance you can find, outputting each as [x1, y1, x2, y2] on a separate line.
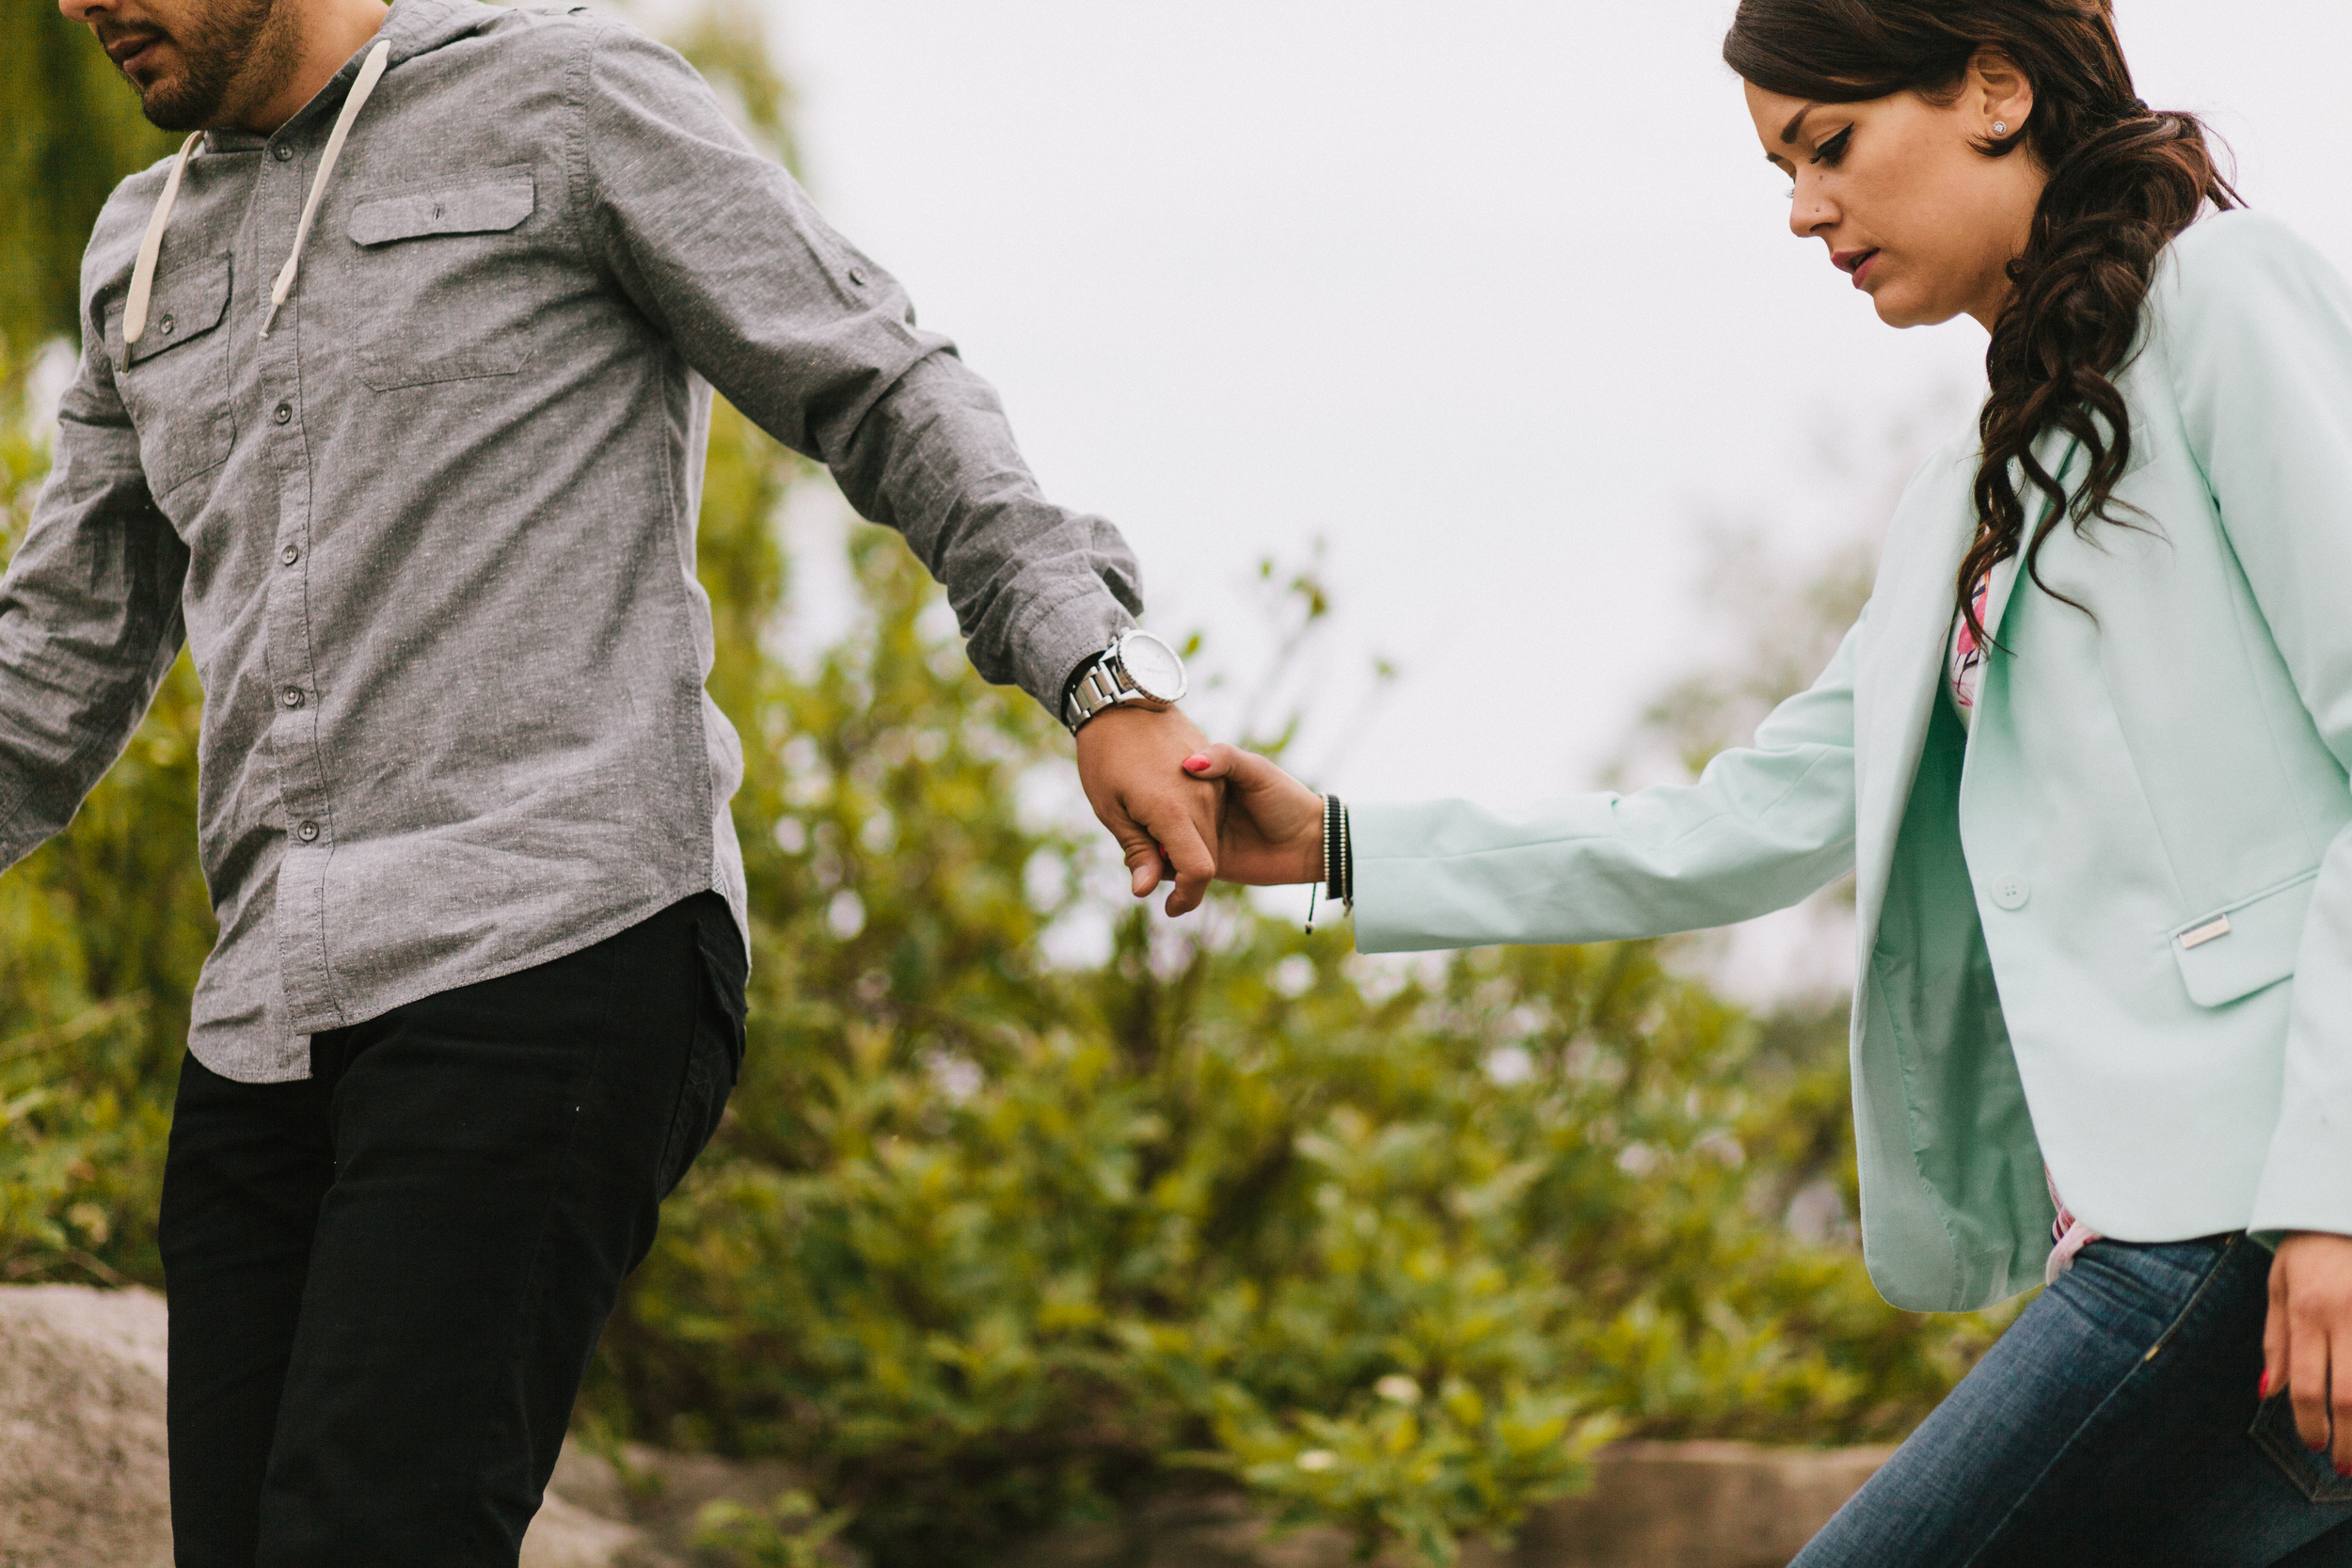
[1992, 875, 2030, 911]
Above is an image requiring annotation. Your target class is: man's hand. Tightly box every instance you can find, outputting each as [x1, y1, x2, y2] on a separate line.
[1176, 743, 1325, 886]
[1074, 705, 1223, 916]
[2265, 1231, 2352, 1471]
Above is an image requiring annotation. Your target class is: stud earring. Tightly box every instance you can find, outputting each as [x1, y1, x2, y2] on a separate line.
[1993, 120, 2010, 135]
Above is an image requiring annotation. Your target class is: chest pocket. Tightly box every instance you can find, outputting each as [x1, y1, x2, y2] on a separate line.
[346, 170, 537, 391]
[107, 254, 236, 499]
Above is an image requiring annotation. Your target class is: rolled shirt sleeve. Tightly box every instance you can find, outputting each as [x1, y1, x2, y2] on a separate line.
[0, 329, 188, 868]
[579, 24, 1140, 710]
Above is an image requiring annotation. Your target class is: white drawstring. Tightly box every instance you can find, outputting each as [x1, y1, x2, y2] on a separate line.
[122, 133, 204, 350]
[260, 37, 392, 340]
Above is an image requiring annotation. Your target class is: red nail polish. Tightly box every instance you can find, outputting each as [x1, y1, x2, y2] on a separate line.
[2338, 1464, 2352, 1479]
[1183, 755, 1209, 772]
[2260, 1370, 2272, 1398]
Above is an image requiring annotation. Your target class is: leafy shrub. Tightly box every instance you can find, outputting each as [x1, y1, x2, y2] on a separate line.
[578, 503, 2020, 1567]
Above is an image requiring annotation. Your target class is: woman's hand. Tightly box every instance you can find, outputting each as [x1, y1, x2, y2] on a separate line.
[1179, 744, 1326, 886]
[2265, 1231, 2352, 1470]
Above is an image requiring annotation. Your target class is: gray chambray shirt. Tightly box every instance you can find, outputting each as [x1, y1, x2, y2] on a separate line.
[15, 0, 1143, 1082]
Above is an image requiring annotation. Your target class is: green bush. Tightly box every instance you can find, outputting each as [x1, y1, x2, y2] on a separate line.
[575, 500, 2020, 1567]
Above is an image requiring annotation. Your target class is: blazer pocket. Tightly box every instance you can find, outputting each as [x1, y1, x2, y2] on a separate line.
[347, 170, 536, 390]
[2168, 868, 2319, 1008]
[106, 253, 236, 499]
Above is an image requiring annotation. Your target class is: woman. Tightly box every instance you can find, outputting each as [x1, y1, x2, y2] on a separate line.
[1183, 3, 2352, 1562]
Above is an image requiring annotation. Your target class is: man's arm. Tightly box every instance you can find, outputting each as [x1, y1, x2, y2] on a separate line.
[0, 329, 190, 867]
[574, 20, 1217, 910]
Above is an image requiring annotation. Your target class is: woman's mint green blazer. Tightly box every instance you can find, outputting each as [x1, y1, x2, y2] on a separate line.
[1353, 212, 2352, 1312]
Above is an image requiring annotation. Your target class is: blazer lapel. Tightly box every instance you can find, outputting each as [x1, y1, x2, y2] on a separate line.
[1851, 445, 1979, 949]
[1852, 433, 2083, 948]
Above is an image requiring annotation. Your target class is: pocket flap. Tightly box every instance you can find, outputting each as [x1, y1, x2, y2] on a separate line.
[2169, 869, 2318, 1008]
[116, 254, 232, 367]
[348, 173, 535, 247]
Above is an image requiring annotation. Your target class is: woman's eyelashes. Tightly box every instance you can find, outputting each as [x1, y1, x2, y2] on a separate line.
[1810, 126, 1853, 167]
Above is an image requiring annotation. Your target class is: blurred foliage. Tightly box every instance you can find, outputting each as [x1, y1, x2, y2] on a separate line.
[696, 1487, 854, 1568]
[0, 8, 2021, 1568]
[0, 6, 178, 372]
[573, 556, 2014, 1562]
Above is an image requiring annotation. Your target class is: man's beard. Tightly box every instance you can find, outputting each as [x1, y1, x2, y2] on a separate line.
[129, 0, 292, 132]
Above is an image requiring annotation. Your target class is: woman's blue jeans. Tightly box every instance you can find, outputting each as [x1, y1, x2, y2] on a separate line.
[1794, 1233, 2352, 1566]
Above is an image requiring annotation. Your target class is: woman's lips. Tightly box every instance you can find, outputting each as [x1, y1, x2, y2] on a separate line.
[1848, 249, 1882, 289]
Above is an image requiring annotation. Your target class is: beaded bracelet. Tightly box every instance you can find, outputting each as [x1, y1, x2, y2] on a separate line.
[1307, 794, 1350, 932]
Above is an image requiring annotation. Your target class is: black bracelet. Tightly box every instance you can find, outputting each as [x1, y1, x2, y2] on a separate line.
[1324, 795, 1351, 909]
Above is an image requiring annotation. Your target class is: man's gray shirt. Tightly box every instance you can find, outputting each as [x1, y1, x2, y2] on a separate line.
[14, 0, 1142, 1081]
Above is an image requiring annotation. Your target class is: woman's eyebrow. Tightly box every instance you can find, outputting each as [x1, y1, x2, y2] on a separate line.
[1779, 103, 1818, 144]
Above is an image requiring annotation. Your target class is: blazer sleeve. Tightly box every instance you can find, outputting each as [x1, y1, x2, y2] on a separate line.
[1351, 609, 1864, 953]
[2162, 212, 2352, 1237]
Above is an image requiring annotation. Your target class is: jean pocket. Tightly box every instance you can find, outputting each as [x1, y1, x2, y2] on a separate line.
[2249, 1391, 2352, 1503]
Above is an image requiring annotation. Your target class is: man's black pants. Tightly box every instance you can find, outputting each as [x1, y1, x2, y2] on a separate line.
[159, 894, 745, 1568]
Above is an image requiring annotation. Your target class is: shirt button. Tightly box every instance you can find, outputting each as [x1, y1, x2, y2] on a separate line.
[1992, 875, 2031, 911]
[273, 403, 293, 425]
[158, 314, 175, 336]
[273, 144, 294, 162]
[296, 821, 320, 843]
[281, 687, 304, 709]
[847, 265, 869, 286]
[280, 543, 300, 566]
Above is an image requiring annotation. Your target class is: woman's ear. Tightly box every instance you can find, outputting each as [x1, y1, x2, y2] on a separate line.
[1968, 48, 2036, 140]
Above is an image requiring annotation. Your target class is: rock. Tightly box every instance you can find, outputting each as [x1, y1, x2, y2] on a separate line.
[518, 1491, 658, 1568]
[0, 1285, 669, 1568]
[1516, 1440, 1896, 1568]
[1023, 1486, 1441, 1568]
[562, 1441, 816, 1564]
[1025, 1441, 1894, 1568]
[0, 1284, 172, 1568]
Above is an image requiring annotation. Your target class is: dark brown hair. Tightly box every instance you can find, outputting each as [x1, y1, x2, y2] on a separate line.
[1723, 0, 2237, 644]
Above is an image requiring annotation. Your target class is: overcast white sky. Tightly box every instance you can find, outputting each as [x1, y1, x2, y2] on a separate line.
[761, 0, 2352, 816]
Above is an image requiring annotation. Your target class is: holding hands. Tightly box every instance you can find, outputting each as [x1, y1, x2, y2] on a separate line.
[1178, 744, 1327, 888]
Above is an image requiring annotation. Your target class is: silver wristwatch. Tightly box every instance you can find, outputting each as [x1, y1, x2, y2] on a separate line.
[1063, 629, 1188, 734]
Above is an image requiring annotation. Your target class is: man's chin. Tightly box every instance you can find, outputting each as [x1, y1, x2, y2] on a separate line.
[135, 76, 219, 134]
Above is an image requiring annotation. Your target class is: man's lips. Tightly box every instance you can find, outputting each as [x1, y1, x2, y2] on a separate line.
[103, 32, 167, 72]
[1834, 248, 1882, 288]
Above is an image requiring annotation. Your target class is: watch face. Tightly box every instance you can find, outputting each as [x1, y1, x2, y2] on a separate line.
[1119, 632, 1187, 702]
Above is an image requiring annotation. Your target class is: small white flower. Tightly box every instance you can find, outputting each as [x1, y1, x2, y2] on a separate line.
[1615, 1141, 1661, 1178]
[1483, 1044, 1535, 1085]
[1374, 1374, 1422, 1404]
[1269, 954, 1315, 999]
[1295, 1449, 1338, 1472]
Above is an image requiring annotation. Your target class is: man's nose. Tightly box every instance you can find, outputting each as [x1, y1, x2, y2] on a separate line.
[58, 0, 104, 23]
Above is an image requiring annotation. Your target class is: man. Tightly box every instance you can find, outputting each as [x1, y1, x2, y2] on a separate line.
[38, 0, 1218, 1560]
